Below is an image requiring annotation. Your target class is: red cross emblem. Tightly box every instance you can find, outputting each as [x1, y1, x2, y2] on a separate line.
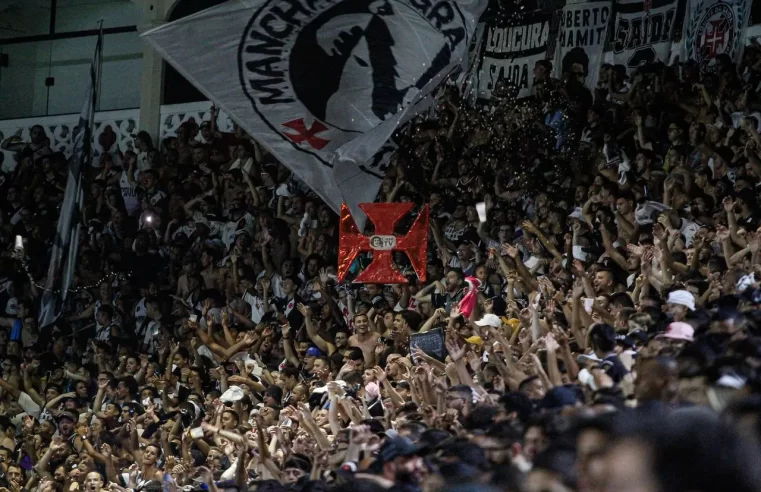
[282, 118, 330, 150]
[702, 18, 728, 58]
[337, 203, 429, 284]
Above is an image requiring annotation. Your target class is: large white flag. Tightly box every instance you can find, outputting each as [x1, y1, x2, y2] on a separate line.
[38, 31, 102, 328]
[143, 0, 487, 222]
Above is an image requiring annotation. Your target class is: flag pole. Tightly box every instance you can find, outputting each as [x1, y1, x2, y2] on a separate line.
[38, 24, 104, 330]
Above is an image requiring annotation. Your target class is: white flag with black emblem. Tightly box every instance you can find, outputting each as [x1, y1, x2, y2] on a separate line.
[143, 0, 487, 223]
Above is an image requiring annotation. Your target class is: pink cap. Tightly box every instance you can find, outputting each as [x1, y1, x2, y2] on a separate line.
[365, 382, 380, 399]
[658, 322, 694, 342]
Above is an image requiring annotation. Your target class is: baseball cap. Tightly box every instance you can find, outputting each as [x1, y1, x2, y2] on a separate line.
[220, 385, 245, 403]
[305, 346, 322, 357]
[375, 436, 424, 464]
[474, 313, 502, 328]
[657, 322, 694, 342]
[56, 411, 78, 423]
[264, 385, 283, 403]
[504, 318, 521, 330]
[667, 290, 696, 311]
[540, 386, 581, 410]
[464, 336, 483, 346]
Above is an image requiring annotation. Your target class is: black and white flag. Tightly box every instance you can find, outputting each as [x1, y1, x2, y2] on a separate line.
[142, 0, 487, 225]
[612, 0, 678, 73]
[38, 31, 102, 329]
[550, 1, 612, 90]
[476, 6, 553, 100]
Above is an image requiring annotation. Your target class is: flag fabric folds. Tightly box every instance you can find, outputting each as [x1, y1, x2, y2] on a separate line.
[142, 0, 487, 224]
[38, 31, 102, 328]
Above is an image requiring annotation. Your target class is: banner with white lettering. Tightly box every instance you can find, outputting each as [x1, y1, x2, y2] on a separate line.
[143, 0, 487, 226]
[551, 2, 612, 90]
[476, 8, 553, 100]
[612, 0, 678, 73]
[682, 0, 751, 73]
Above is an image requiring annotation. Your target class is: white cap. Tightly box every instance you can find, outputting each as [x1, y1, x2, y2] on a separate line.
[667, 290, 695, 311]
[474, 313, 502, 328]
[220, 385, 245, 403]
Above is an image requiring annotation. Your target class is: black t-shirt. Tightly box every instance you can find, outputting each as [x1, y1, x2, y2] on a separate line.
[603, 354, 629, 383]
[277, 294, 305, 330]
[432, 288, 465, 312]
[737, 212, 758, 230]
[138, 186, 169, 211]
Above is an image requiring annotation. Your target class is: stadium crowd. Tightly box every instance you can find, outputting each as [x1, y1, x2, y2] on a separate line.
[1, 37, 761, 492]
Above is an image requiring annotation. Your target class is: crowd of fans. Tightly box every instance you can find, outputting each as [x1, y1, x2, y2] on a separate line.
[1, 32, 761, 492]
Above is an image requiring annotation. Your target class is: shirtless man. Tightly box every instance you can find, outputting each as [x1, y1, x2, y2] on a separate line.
[200, 248, 226, 290]
[348, 313, 379, 367]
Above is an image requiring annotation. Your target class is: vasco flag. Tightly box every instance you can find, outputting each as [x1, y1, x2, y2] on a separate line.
[142, 0, 487, 223]
[612, 0, 678, 73]
[338, 203, 428, 284]
[38, 30, 102, 328]
[682, 0, 751, 73]
[476, 6, 553, 100]
[550, 2, 612, 90]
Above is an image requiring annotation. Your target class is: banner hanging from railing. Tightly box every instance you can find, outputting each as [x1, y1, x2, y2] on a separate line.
[551, 1, 613, 90]
[612, 0, 679, 73]
[475, 6, 554, 101]
[681, 0, 751, 74]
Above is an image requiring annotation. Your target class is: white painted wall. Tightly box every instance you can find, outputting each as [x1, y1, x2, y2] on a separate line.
[0, 0, 141, 120]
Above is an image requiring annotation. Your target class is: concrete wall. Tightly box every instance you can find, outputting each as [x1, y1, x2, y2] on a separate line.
[0, 0, 142, 119]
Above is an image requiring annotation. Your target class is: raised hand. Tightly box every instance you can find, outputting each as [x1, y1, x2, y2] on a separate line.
[449, 305, 461, 318]
[319, 268, 330, 286]
[445, 337, 466, 362]
[521, 220, 538, 234]
[723, 196, 735, 213]
[296, 303, 310, 317]
[544, 333, 560, 352]
[371, 366, 387, 382]
[627, 244, 644, 257]
[502, 243, 519, 258]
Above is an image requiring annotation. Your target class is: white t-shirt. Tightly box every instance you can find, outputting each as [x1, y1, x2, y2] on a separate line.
[242, 290, 275, 324]
[257, 271, 285, 299]
[220, 213, 256, 249]
[18, 391, 41, 419]
[120, 170, 140, 216]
